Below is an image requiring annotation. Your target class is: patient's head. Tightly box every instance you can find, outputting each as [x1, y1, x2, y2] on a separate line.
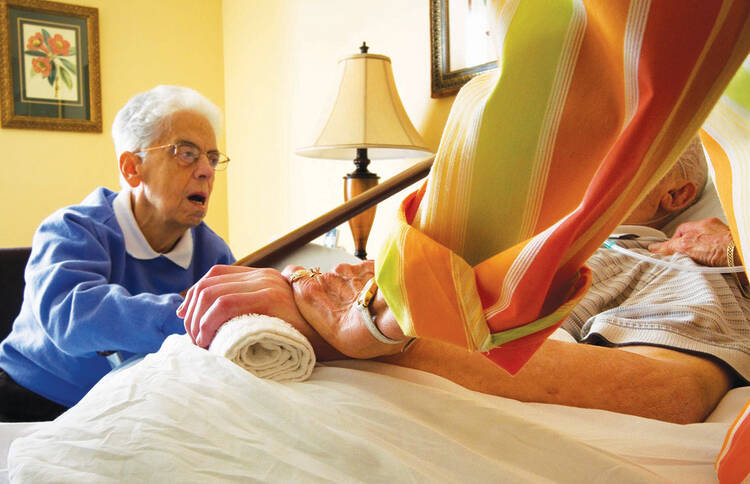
[623, 137, 708, 229]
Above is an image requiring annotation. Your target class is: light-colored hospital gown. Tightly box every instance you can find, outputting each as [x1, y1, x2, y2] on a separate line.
[561, 226, 750, 383]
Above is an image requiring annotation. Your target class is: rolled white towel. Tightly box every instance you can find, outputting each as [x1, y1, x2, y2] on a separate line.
[208, 314, 316, 382]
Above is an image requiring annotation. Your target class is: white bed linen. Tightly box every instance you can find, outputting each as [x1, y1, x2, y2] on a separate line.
[0, 423, 44, 484]
[6, 334, 738, 483]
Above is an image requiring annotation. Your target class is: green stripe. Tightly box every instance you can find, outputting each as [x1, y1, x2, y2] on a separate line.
[463, 0, 575, 265]
[724, 65, 750, 112]
[488, 299, 573, 346]
[375, 230, 412, 335]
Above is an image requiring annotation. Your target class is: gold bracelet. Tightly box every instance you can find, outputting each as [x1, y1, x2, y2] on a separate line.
[727, 241, 736, 267]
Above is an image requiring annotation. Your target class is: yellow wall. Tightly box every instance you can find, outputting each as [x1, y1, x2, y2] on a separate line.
[4, 0, 454, 259]
[222, 0, 455, 258]
[1, 0, 228, 247]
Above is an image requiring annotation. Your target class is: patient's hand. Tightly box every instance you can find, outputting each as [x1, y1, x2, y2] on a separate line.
[283, 261, 406, 359]
[648, 217, 734, 267]
[178, 265, 341, 359]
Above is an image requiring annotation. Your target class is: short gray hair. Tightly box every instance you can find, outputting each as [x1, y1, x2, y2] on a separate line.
[111, 85, 222, 161]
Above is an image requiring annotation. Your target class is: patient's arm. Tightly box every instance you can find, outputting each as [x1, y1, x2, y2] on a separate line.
[379, 338, 733, 424]
[182, 263, 732, 424]
[283, 262, 409, 359]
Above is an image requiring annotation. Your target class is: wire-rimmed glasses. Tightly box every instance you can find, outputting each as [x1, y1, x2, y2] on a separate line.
[135, 142, 230, 171]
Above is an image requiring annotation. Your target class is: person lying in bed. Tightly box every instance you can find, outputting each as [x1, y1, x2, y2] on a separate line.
[181, 138, 748, 424]
[0, 86, 247, 422]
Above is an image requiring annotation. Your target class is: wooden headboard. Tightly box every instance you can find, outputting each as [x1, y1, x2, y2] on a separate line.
[234, 157, 434, 268]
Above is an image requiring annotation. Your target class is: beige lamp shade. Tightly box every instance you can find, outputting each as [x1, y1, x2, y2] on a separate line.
[297, 52, 432, 160]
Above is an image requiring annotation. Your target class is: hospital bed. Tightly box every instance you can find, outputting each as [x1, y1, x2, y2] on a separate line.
[1, 163, 748, 483]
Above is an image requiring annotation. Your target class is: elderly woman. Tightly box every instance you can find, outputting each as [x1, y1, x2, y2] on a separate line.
[0, 86, 236, 422]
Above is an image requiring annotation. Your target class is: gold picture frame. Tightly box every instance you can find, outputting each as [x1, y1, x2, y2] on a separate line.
[430, 0, 497, 98]
[0, 0, 101, 132]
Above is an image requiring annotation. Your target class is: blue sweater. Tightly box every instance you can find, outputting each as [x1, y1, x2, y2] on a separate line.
[0, 187, 235, 407]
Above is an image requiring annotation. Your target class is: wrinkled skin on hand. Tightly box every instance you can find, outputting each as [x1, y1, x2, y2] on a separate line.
[178, 265, 341, 359]
[283, 261, 405, 359]
[648, 217, 735, 267]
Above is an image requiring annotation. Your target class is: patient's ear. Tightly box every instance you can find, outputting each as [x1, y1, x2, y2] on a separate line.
[119, 152, 142, 188]
[660, 181, 697, 213]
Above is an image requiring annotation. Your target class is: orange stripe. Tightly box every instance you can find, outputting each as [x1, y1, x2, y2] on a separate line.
[556, 0, 732, 274]
[499, 1, 747, 334]
[485, 267, 592, 374]
[500, 1, 723, 326]
[535, 0, 628, 232]
[401, 234, 468, 347]
[480, 221, 582, 327]
[716, 398, 750, 484]
[403, 182, 427, 225]
[635, 0, 748, 178]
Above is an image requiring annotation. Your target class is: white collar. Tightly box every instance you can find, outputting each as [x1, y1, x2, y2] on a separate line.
[112, 189, 193, 269]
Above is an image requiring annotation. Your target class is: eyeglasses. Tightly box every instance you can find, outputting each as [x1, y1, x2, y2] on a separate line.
[135, 142, 230, 171]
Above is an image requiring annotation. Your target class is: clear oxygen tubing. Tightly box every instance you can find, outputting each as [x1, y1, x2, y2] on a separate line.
[602, 238, 745, 274]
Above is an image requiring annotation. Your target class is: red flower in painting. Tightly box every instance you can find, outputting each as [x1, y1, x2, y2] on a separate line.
[26, 32, 48, 53]
[31, 56, 52, 77]
[48, 34, 70, 56]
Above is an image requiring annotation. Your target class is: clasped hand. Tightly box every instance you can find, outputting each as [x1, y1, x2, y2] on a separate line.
[178, 261, 405, 359]
[178, 265, 310, 349]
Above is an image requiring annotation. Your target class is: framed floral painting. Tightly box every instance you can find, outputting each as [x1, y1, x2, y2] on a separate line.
[0, 0, 101, 132]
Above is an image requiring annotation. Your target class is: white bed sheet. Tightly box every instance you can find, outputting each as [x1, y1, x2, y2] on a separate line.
[0, 422, 44, 484]
[5, 334, 745, 483]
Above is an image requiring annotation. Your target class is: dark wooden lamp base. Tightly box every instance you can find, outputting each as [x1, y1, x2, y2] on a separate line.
[344, 148, 379, 259]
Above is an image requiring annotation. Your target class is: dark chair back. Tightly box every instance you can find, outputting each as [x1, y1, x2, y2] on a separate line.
[0, 247, 31, 342]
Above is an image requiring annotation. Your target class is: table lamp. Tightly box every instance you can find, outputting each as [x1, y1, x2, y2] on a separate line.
[296, 42, 433, 259]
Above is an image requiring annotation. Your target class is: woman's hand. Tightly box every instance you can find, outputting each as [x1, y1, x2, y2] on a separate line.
[178, 265, 341, 359]
[648, 217, 734, 267]
[283, 261, 407, 359]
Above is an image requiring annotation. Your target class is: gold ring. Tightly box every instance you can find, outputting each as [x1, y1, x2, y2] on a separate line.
[289, 267, 322, 283]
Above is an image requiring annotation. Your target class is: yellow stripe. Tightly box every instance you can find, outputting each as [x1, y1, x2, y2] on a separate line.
[449, 252, 489, 351]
